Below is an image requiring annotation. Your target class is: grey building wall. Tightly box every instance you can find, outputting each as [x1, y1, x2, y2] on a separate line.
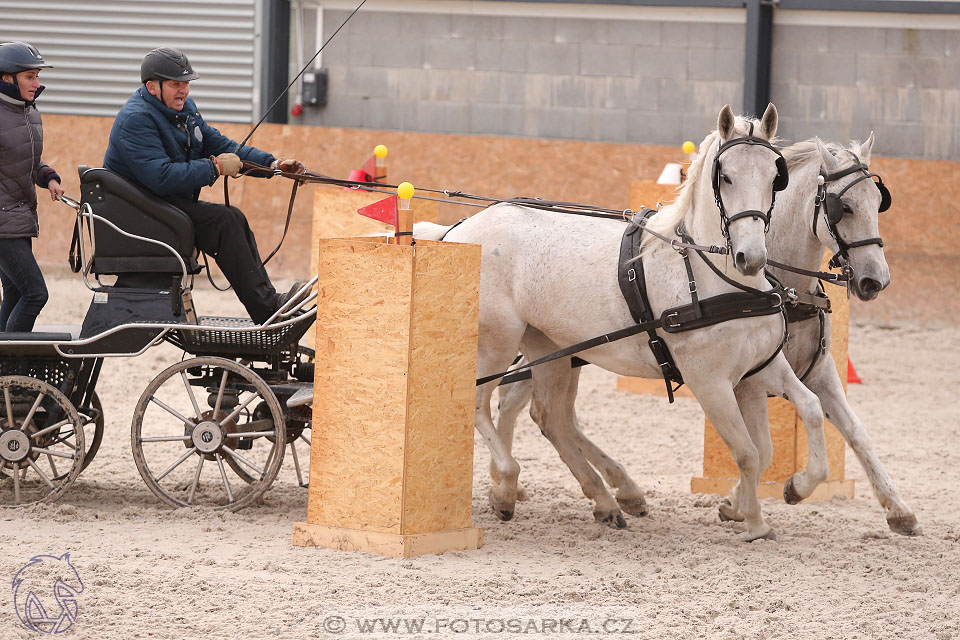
[293, 6, 959, 160]
[772, 24, 960, 159]
[296, 9, 744, 147]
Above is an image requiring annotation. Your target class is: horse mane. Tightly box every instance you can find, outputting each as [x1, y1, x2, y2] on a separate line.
[641, 114, 776, 245]
[783, 138, 867, 172]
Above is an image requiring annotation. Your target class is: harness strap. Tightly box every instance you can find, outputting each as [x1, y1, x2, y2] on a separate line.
[620, 210, 685, 402]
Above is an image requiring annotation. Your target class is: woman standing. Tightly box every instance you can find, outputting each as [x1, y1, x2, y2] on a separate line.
[0, 42, 62, 333]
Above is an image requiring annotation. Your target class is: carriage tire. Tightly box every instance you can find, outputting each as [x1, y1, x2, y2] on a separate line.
[0, 376, 85, 506]
[131, 357, 285, 512]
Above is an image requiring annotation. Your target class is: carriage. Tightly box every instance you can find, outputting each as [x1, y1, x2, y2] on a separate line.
[0, 166, 316, 511]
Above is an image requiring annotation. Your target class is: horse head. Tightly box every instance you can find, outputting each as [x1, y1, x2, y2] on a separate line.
[712, 103, 786, 276]
[814, 134, 891, 301]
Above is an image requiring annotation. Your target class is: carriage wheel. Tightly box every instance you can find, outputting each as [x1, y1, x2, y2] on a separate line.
[79, 393, 105, 474]
[0, 376, 84, 506]
[131, 357, 285, 511]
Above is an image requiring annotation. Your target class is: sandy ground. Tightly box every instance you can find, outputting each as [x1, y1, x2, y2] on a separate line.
[1, 277, 959, 639]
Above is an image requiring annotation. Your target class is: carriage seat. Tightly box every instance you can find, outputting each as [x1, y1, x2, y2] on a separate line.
[79, 166, 202, 276]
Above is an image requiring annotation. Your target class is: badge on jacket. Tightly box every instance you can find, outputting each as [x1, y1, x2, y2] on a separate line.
[194, 126, 202, 143]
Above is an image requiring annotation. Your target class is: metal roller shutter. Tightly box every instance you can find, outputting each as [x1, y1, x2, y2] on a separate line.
[0, 0, 260, 123]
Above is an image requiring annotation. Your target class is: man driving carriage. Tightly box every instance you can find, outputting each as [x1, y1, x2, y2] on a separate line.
[103, 47, 305, 324]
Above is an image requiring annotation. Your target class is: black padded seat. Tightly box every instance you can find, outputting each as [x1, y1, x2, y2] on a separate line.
[79, 166, 202, 276]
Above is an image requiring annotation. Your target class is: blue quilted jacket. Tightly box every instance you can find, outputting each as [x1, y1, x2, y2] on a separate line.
[103, 87, 275, 201]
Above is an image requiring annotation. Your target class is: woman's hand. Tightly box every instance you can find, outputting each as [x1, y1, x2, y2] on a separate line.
[48, 179, 64, 201]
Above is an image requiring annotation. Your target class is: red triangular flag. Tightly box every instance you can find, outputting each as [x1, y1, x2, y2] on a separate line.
[360, 155, 376, 182]
[358, 194, 398, 227]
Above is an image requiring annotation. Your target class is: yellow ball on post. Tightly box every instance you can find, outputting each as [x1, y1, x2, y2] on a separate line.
[682, 140, 696, 154]
[397, 182, 415, 201]
[374, 144, 389, 159]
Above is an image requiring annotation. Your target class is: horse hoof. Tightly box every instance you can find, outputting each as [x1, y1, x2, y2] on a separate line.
[617, 496, 649, 518]
[488, 489, 515, 521]
[887, 513, 922, 536]
[740, 528, 778, 543]
[718, 499, 743, 522]
[596, 511, 628, 529]
[783, 477, 803, 505]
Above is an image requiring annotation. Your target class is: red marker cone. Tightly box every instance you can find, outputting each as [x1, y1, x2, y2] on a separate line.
[847, 358, 862, 384]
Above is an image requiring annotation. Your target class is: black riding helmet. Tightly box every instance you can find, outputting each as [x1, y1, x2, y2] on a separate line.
[0, 41, 53, 75]
[140, 47, 199, 83]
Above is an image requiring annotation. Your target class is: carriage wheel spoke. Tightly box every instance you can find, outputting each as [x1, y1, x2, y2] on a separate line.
[30, 418, 72, 441]
[13, 463, 21, 504]
[220, 445, 265, 478]
[290, 440, 305, 487]
[221, 392, 262, 427]
[149, 397, 196, 427]
[154, 447, 198, 482]
[223, 430, 275, 439]
[20, 391, 46, 431]
[31, 447, 75, 460]
[187, 456, 205, 505]
[300, 433, 311, 447]
[181, 371, 203, 422]
[141, 435, 193, 443]
[47, 454, 60, 478]
[3, 388, 13, 431]
[215, 454, 235, 504]
[213, 370, 229, 416]
[26, 458, 55, 490]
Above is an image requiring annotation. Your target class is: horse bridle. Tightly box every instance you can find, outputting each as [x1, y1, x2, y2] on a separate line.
[813, 151, 892, 269]
[711, 121, 789, 237]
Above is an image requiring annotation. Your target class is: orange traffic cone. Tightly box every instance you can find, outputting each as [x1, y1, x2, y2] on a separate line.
[847, 358, 862, 384]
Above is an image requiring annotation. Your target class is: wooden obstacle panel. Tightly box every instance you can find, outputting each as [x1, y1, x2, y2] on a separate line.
[294, 237, 482, 557]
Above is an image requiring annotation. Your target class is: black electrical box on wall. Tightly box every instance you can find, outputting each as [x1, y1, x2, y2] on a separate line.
[302, 69, 328, 107]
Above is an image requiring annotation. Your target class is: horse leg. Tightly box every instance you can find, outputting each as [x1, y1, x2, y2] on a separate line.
[493, 376, 532, 502]
[764, 356, 830, 504]
[523, 336, 626, 528]
[717, 378, 775, 523]
[476, 320, 528, 521]
[805, 358, 920, 535]
[693, 382, 774, 541]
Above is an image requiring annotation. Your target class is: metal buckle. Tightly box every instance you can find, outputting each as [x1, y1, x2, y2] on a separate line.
[688, 280, 697, 294]
[665, 313, 680, 328]
[820, 337, 828, 354]
[627, 268, 637, 282]
[770, 293, 783, 307]
[785, 288, 799, 304]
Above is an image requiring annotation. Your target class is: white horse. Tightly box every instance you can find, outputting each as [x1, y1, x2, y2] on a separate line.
[493, 134, 920, 536]
[416, 104, 829, 541]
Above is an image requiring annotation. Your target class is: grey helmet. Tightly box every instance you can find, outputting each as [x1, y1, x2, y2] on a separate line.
[0, 42, 53, 75]
[140, 47, 199, 83]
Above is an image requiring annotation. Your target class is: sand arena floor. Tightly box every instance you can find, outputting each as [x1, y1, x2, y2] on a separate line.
[1, 277, 958, 639]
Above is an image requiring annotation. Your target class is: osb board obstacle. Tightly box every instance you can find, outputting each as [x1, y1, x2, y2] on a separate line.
[293, 236, 483, 558]
[690, 251, 854, 503]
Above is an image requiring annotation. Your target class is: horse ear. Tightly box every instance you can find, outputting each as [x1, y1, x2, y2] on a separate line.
[816, 137, 841, 173]
[859, 131, 875, 165]
[717, 104, 735, 140]
[758, 102, 778, 140]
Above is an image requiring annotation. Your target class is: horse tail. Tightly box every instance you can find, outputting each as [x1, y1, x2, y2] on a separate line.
[413, 221, 452, 241]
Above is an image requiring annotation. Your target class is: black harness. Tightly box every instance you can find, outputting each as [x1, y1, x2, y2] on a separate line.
[481, 210, 790, 401]
[814, 152, 891, 269]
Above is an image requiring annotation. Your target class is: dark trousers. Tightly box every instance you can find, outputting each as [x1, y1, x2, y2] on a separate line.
[0, 237, 48, 332]
[169, 199, 279, 324]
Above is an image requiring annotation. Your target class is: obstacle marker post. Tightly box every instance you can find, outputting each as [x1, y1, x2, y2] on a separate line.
[293, 216, 483, 557]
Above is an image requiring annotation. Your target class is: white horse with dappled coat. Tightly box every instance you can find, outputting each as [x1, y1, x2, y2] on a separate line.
[415, 104, 830, 542]
[491, 133, 920, 537]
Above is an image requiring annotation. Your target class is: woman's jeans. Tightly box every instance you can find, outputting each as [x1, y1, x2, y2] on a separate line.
[0, 237, 48, 333]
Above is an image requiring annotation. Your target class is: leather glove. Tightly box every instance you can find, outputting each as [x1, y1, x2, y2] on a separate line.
[275, 158, 305, 174]
[214, 153, 242, 178]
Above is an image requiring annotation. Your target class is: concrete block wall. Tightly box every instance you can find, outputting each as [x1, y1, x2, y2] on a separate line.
[296, 8, 744, 147]
[293, 6, 959, 160]
[771, 24, 960, 159]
